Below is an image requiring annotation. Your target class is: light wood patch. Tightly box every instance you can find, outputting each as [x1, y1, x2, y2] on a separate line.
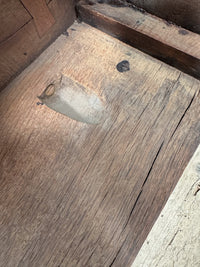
[132, 145, 200, 267]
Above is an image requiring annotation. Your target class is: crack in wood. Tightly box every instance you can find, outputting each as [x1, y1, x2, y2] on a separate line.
[170, 92, 196, 140]
[122, 141, 164, 232]
[109, 237, 128, 267]
[167, 229, 180, 247]
[194, 184, 200, 196]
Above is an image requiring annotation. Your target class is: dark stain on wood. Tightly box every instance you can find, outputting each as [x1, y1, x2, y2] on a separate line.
[116, 60, 130, 72]
[63, 30, 69, 36]
[178, 29, 189, 35]
[36, 102, 44, 105]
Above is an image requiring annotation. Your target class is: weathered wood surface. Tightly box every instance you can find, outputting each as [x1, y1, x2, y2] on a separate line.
[0, 0, 75, 91]
[132, 145, 200, 267]
[77, 1, 200, 79]
[0, 22, 200, 267]
[128, 0, 200, 34]
[21, 0, 56, 37]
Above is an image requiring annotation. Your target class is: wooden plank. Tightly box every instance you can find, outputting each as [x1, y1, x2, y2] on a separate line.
[132, 145, 200, 267]
[0, 0, 31, 43]
[21, 0, 56, 37]
[0, 22, 200, 267]
[126, 0, 200, 34]
[0, 0, 75, 91]
[77, 1, 200, 80]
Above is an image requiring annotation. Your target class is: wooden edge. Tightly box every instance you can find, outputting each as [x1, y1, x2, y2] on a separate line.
[77, 2, 200, 80]
[0, 1, 32, 43]
[21, 0, 56, 37]
[132, 144, 200, 266]
[0, 0, 75, 91]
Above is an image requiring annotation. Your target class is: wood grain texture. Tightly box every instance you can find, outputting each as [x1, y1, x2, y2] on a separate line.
[77, 2, 200, 79]
[0, 0, 75, 91]
[0, 0, 31, 43]
[132, 145, 200, 267]
[21, 0, 56, 37]
[128, 0, 200, 34]
[0, 22, 200, 267]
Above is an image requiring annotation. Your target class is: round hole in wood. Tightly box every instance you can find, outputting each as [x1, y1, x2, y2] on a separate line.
[45, 84, 55, 96]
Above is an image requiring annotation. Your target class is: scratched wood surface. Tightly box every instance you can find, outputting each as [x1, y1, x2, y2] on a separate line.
[0, 22, 200, 267]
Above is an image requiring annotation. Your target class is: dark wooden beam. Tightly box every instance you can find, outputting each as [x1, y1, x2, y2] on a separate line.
[77, 1, 200, 79]
[125, 0, 200, 34]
